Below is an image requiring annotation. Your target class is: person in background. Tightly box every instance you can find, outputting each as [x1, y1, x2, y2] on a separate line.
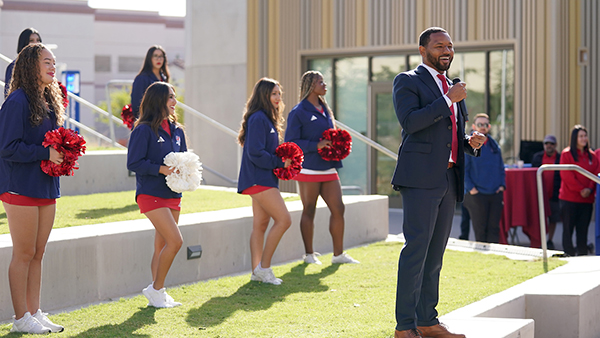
[284, 70, 359, 265]
[391, 27, 485, 338]
[1, 43, 65, 334]
[127, 82, 186, 308]
[559, 125, 599, 256]
[130, 45, 170, 118]
[4, 28, 42, 99]
[237, 78, 292, 285]
[531, 135, 561, 250]
[463, 113, 505, 243]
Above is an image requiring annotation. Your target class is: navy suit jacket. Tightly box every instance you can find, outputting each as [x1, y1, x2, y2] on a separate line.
[391, 65, 478, 202]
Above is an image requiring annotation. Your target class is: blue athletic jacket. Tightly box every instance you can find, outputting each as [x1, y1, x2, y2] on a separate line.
[4, 60, 15, 99]
[237, 111, 285, 193]
[127, 121, 187, 199]
[285, 99, 342, 170]
[0, 88, 60, 198]
[130, 72, 160, 118]
[464, 134, 506, 194]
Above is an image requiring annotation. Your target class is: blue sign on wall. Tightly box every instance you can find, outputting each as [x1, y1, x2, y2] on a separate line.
[61, 71, 80, 131]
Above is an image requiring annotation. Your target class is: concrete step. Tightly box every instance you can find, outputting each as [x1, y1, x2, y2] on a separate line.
[443, 318, 534, 338]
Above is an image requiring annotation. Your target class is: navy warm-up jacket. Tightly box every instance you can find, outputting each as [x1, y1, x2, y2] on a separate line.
[0, 88, 60, 198]
[237, 111, 285, 193]
[285, 99, 342, 170]
[127, 121, 187, 199]
[130, 72, 160, 118]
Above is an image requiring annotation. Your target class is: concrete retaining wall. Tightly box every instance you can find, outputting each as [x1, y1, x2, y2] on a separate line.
[442, 255, 600, 338]
[60, 150, 135, 196]
[0, 195, 388, 321]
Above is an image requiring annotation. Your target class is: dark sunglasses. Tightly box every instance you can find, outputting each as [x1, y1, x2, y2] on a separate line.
[476, 123, 490, 128]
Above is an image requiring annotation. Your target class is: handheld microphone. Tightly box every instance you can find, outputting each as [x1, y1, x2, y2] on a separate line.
[451, 77, 467, 120]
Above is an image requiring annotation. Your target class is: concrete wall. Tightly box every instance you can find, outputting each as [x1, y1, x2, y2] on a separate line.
[184, 0, 247, 187]
[60, 150, 135, 196]
[443, 256, 600, 338]
[0, 195, 388, 321]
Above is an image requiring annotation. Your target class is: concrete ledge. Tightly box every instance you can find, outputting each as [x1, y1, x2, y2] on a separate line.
[60, 150, 135, 196]
[442, 318, 534, 338]
[442, 256, 600, 338]
[0, 194, 388, 322]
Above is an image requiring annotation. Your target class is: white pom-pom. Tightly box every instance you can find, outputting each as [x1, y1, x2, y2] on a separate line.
[163, 151, 203, 193]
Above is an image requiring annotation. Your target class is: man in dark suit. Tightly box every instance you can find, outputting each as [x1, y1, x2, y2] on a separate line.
[392, 27, 486, 338]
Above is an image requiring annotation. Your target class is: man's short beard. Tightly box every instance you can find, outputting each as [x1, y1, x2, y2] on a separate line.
[427, 53, 452, 72]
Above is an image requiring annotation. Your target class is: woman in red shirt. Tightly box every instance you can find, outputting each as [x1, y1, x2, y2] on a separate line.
[559, 125, 599, 256]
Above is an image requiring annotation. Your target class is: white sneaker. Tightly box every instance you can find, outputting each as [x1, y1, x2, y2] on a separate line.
[32, 309, 64, 333]
[11, 312, 51, 334]
[252, 265, 282, 285]
[303, 252, 322, 265]
[142, 283, 179, 308]
[332, 252, 360, 264]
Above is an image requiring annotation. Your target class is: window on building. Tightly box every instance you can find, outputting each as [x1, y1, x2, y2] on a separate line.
[305, 48, 515, 194]
[95, 55, 111, 72]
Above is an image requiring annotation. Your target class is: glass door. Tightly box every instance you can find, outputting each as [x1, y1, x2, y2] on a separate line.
[369, 82, 402, 207]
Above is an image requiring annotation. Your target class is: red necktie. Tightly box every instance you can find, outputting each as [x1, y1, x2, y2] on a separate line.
[437, 74, 458, 163]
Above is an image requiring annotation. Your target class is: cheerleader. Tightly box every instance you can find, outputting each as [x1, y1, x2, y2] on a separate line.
[237, 78, 292, 285]
[127, 82, 186, 307]
[0, 44, 65, 334]
[130, 45, 170, 118]
[4, 28, 42, 99]
[284, 71, 359, 265]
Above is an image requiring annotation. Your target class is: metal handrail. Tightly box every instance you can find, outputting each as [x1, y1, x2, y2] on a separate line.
[335, 120, 398, 161]
[202, 164, 238, 185]
[0, 53, 11, 64]
[536, 164, 600, 272]
[67, 117, 126, 149]
[65, 92, 128, 148]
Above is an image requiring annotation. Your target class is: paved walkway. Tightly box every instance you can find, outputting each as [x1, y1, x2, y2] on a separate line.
[388, 208, 597, 253]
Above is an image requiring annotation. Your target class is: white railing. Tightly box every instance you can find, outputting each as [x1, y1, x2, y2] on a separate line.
[64, 92, 127, 148]
[536, 164, 600, 272]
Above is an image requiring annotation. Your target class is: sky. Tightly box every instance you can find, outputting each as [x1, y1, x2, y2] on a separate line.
[87, 0, 186, 17]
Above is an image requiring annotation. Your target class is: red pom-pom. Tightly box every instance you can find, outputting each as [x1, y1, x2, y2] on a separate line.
[273, 142, 304, 180]
[121, 105, 135, 130]
[318, 128, 352, 161]
[57, 81, 69, 108]
[40, 127, 87, 177]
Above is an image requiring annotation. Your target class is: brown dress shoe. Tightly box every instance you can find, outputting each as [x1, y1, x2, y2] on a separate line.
[417, 323, 465, 338]
[395, 329, 423, 338]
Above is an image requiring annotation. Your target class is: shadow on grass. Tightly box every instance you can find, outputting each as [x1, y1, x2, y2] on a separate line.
[185, 263, 340, 329]
[71, 307, 157, 338]
[75, 204, 139, 220]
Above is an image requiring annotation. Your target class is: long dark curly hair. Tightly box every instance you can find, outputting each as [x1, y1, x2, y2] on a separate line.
[8, 43, 65, 127]
[237, 78, 284, 146]
[137, 45, 170, 82]
[135, 82, 179, 135]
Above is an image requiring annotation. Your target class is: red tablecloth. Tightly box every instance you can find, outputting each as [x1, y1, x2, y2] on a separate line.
[500, 168, 542, 248]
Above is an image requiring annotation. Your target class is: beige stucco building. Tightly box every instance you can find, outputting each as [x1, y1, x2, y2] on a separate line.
[185, 0, 599, 199]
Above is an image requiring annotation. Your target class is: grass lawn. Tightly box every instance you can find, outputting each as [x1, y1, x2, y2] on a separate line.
[0, 188, 300, 235]
[0, 241, 564, 337]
